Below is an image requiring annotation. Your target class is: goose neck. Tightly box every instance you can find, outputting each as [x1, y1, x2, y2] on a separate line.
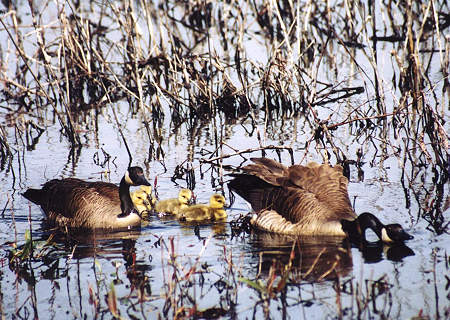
[119, 177, 135, 215]
[341, 212, 385, 241]
[357, 212, 384, 239]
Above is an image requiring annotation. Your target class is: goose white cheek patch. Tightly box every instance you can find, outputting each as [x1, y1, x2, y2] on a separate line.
[381, 228, 394, 243]
[125, 170, 134, 185]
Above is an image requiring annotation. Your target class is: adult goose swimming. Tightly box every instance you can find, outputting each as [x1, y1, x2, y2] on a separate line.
[228, 158, 413, 243]
[23, 166, 151, 230]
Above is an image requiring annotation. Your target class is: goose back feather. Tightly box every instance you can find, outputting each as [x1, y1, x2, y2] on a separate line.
[23, 167, 150, 230]
[229, 158, 413, 243]
[229, 158, 356, 235]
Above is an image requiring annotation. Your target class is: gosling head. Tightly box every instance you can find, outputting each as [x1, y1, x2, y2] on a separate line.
[209, 194, 226, 209]
[140, 185, 152, 195]
[178, 189, 193, 205]
[131, 190, 150, 207]
[125, 166, 151, 187]
[210, 194, 227, 220]
[139, 185, 155, 205]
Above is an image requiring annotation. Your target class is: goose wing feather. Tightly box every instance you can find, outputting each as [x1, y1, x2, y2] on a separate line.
[243, 157, 289, 186]
[32, 179, 121, 227]
[287, 163, 355, 220]
[230, 158, 357, 227]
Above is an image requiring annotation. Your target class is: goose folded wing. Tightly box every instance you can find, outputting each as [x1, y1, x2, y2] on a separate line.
[287, 164, 356, 220]
[42, 180, 120, 219]
[242, 157, 289, 186]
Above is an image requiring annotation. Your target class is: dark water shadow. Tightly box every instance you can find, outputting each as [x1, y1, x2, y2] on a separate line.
[45, 228, 143, 260]
[247, 232, 353, 282]
[246, 231, 415, 282]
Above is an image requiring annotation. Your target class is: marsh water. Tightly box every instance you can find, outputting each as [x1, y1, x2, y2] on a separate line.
[0, 0, 449, 319]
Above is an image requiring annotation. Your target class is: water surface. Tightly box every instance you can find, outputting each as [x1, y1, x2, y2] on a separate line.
[0, 0, 448, 319]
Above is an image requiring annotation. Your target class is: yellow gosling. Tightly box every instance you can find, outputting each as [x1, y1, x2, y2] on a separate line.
[178, 194, 227, 222]
[154, 189, 192, 215]
[139, 185, 156, 207]
[130, 189, 151, 215]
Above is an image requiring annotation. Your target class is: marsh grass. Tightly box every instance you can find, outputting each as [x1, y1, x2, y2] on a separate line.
[0, 0, 448, 318]
[1, 1, 447, 168]
[3, 212, 446, 319]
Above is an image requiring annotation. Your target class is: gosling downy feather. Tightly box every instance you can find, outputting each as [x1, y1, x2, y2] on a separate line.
[228, 157, 413, 243]
[130, 189, 151, 215]
[130, 185, 156, 216]
[178, 194, 227, 222]
[137, 185, 156, 207]
[154, 189, 192, 215]
[23, 167, 151, 230]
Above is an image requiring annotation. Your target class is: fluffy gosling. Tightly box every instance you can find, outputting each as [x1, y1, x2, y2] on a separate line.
[138, 185, 156, 207]
[154, 189, 193, 215]
[178, 194, 227, 222]
[131, 189, 152, 215]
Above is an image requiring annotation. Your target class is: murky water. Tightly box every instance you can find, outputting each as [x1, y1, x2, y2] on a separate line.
[0, 0, 448, 319]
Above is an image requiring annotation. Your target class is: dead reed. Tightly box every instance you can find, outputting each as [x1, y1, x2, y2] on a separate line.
[0, 1, 448, 317]
[0, 0, 447, 161]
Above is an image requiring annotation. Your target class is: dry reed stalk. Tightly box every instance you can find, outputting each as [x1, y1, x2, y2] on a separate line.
[0, 0, 446, 232]
[200, 143, 293, 164]
[0, 9, 80, 146]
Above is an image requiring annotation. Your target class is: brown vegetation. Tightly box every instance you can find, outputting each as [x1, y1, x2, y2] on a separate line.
[0, 0, 448, 318]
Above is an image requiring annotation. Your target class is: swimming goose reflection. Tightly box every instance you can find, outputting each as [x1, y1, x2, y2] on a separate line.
[50, 229, 143, 259]
[246, 231, 415, 281]
[360, 242, 415, 263]
[247, 232, 353, 281]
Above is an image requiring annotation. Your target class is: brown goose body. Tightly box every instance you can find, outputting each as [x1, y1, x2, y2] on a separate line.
[23, 167, 151, 230]
[229, 158, 413, 243]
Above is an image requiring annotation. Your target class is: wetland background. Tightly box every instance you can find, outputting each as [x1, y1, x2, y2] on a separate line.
[0, 0, 448, 319]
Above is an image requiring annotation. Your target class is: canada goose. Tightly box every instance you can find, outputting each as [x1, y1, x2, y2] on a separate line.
[178, 194, 227, 222]
[154, 188, 192, 215]
[130, 189, 151, 215]
[22, 167, 151, 230]
[228, 158, 413, 243]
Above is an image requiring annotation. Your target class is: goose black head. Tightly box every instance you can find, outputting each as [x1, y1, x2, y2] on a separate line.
[342, 212, 413, 244]
[125, 166, 151, 187]
[382, 223, 414, 243]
